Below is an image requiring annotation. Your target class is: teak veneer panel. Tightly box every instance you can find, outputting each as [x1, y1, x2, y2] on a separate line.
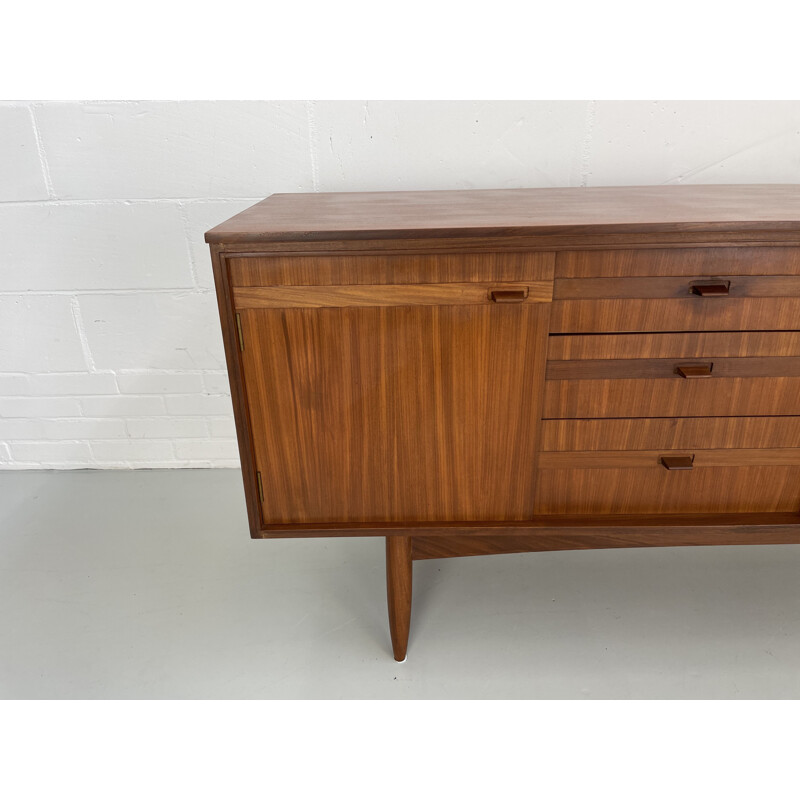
[543, 376, 800, 418]
[546, 356, 800, 380]
[547, 331, 800, 360]
[550, 297, 800, 333]
[556, 246, 800, 277]
[542, 417, 800, 451]
[410, 516, 800, 558]
[554, 275, 800, 299]
[239, 303, 549, 524]
[205, 186, 800, 244]
[538, 448, 800, 469]
[250, 514, 800, 539]
[229, 252, 555, 286]
[233, 281, 552, 309]
[534, 465, 800, 514]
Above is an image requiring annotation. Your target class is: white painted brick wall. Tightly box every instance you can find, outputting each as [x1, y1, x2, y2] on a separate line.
[2, 100, 800, 469]
[0, 202, 193, 290]
[1, 106, 49, 201]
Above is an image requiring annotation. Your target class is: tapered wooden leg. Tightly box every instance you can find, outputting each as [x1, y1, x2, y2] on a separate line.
[386, 535, 413, 661]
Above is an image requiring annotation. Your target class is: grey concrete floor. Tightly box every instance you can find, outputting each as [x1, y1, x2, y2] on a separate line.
[1, 469, 800, 698]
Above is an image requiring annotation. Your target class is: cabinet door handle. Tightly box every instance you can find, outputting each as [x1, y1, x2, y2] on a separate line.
[675, 362, 714, 378]
[690, 280, 730, 297]
[489, 288, 528, 303]
[660, 455, 695, 470]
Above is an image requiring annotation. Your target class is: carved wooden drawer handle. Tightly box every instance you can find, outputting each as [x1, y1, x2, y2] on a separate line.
[489, 288, 528, 303]
[660, 454, 695, 470]
[675, 362, 714, 378]
[690, 280, 730, 297]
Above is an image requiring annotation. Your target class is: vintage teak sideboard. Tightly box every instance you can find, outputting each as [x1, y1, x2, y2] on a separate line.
[206, 185, 800, 661]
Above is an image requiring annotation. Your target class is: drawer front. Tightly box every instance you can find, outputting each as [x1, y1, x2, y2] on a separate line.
[554, 275, 800, 299]
[542, 417, 800, 452]
[539, 448, 800, 469]
[547, 356, 800, 380]
[552, 249, 800, 333]
[550, 293, 800, 334]
[548, 331, 800, 360]
[534, 461, 800, 514]
[556, 247, 800, 278]
[233, 280, 552, 309]
[229, 251, 554, 287]
[543, 376, 800, 418]
[545, 331, 800, 418]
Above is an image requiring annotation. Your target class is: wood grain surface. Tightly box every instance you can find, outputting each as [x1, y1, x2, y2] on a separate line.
[233, 281, 552, 309]
[542, 416, 800, 451]
[547, 331, 800, 360]
[538, 448, 800, 469]
[554, 275, 800, 299]
[239, 303, 550, 524]
[543, 376, 800, 418]
[550, 296, 800, 333]
[386, 537, 412, 661]
[534, 465, 800, 514]
[204, 186, 800, 244]
[229, 252, 554, 286]
[410, 517, 800, 559]
[546, 356, 800, 380]
[210, 246, 263, 538]
[556, 246, 800, 277]
[251, 515, 800, 539]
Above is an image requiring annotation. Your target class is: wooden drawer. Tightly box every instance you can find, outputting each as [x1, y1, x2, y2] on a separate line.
[233, 281, 552, 309]
[541, 417, 800, 452]
[544, 376, 800, 418]
[547, 356, 800, 380]
[229, 251, 554, 287]
[550, 275, 800, 333]
[229, 253, 554, 310]
[534, 449, 800, 514]
[545, 331, 800, 418]
[552, 248, 800, 333]
[548, 331, 800, 360]
[555, 247, 800, 278]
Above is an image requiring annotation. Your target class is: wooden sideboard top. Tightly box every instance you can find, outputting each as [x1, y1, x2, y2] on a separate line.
[205, 184, 800, 244]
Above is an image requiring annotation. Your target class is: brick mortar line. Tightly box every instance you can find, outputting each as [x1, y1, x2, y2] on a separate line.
[27, 105, 56, 200]
[306, 100, 320, 192]
[69, 296, 100, 375]
[579, 100, 597, 188]
[176, 201, 201, 288]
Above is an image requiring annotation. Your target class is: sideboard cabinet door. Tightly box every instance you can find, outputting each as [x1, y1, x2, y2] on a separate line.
[237, 300, 550, 525]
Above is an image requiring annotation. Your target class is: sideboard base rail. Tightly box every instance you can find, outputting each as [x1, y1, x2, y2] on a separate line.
[258, 512, 800, 539]
[383, 514, 800, 660]
[410, 518, 800, 559]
